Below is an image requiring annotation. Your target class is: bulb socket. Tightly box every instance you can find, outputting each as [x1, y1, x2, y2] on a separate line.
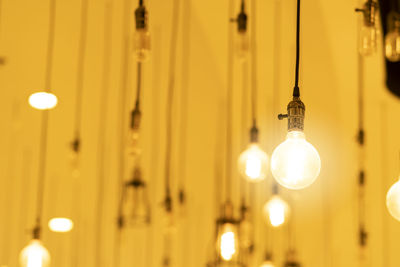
[237, 11, 247, 33]
[362, 0, 378, 27]
[287, 97, 305, 131]
[135, 5, 148, 30]
[130, 108, 142, 130]
[32, 225, 41, 239]
[249, 125, 259, 142]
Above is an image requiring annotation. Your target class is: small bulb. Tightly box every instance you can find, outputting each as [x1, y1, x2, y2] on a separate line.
[217, 223, 238, 261]
[48, 218, 74, 232]
[271, 131, 321, 190]
[134, 29, 150, 62]
[385, 28, 400, 62]
[260, 260, 275, 267]
[386, 178, 400, 221]
[20, 239, 50, 267]
[238, 143, 269, 182]
[28, 92, 58, 110]
[359, 25, 377, 56]
[235, 31, 249, 60]
[263, 195, 290, 227]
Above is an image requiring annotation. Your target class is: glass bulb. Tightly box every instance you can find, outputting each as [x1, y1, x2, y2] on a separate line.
[239, 216, 253, 252]
[238, 143, 269, 182]
[359, 25, 377, 56]
[217, 223, 238, 261]
[271, 131, 321, 190]
[263, 195, 290, 227]
[19, 239, 50, 267]
[386, 178, 400, 221]
[385, 28, 400, 62]
[134, 28, 150, 62]
[48, 218, 74, 233]
[124, 181, 151, 226]
[260, 260, 275, 267]
[235, 31, 249, 60]
[28, 92, 58, 110]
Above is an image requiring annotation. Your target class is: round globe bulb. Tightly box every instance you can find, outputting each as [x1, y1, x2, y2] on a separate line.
[238, 143, 269, 182]
[263, 195, 290, 227]
[260, 260, 275, 267]
[28, 92, 58, 110]
[385, 29, 400, 62]
[386, 178, 400, 221]
[19, 239, 50, 267]
[217, 223, 238, 261]
[271, 131, 321, 190]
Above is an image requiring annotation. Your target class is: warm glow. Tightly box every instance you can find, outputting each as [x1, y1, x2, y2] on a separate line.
[359, 25, 377, 56]
[385, 30, 400, 62]
[386, 178, 400, 221]
[218, 223, 237, 261]
[264, 195, 289, 227]
[48, 218, 74, 232]
[260, 260, 275, 267]
[28, 92, 58, 110]
[238, 143, 269, 182]
[19, 239, 50, 267]
[271, 131, 321, 190]
[134, 29, 151, 62]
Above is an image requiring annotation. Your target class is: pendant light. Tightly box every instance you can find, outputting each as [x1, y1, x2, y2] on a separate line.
[283, 250, 301, 267]
[237, 0, 269, 183]
[134, 0, 150, 62]
[20, 0, 57, 264]
[355, 0, 379, 56]
[271, 0, 321, 190]
[385, 11, 400, 62]
[263, 184, 290, 228]
[232, 0, 249, 60]
[386, 152, 400, 221]
[259, 253, 275, 267]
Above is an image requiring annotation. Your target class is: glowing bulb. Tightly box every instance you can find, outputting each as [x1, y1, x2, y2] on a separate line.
[238, 143, 269, 182]
[263, 195, 289, 227]
[386, 178, 400, 221]
[134, 29, 150, 62]
[385, 26, 400, 62]
[28, 92, 58, 110]
[19, 239, 50, 267]
[48, 218, 74, 232]
[359, 25, 377, 56]
[218, 223, 238, 261]
[260, 261, 275, 267]
[271, 131, 320, 190]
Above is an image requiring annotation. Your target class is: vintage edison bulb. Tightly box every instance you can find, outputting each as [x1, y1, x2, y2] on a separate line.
[236, 30, 249, 60]
[28, 92, 58, 110]
[125, 181, 151, 226]
[385, 27, 400, 62]
[260, 260, 275, 267]
[19, 239, 50, 267]
[271, 131, 321, 190]
[386, 178, 400, 221]
[134, 29, 150, 62]
[359, 25, 377, 56]
[217, 223, 238, 261]
[263, 195, 290, 227]
[238, 143, 269, 182]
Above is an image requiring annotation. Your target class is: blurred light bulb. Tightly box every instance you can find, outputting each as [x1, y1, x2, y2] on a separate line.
[239, 206, 253, 252]
[238, 143, 269, 182]
[19, 239, 50, 267]
[263, 195, 289, 227]
[271, 131, 320, 190]
[134, 28, 150, 61]
[385, 19, 400, 62]
[386, 178, 400, 221]
[236, 31, 249, 60]
[359, 25, 377, 56]
[28, 92, 58, 110]
[260, 260, 275, 267]
[48, 218, 74, 232]
[219, 223, 237, 261]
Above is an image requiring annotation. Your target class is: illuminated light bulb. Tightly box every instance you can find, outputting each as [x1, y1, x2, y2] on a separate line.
[238, 143, 269, 182]
[359, 25, 377, 56]
[48, 218, 73, 232]
[271, 131, 320, 190]
[216, 202, 240, 262]
[385, 16, 400, 62]
[386, 178, 400, 221]
[19, 239, 50, 267]
[134, 3, 150, 62]
[260, 260, 275, 267]
[263, 194, 290, 227]
[219, 223, 237, 261]
[28, 92, 58, 110]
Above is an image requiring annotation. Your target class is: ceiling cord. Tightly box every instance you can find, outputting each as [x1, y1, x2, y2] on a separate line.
[293, 0, 301, 98]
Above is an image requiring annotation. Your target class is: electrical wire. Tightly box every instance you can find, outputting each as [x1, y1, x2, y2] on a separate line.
[249, 0, 258, 126]
[293, 0, 301, 98]
[134, 61, 142, 110]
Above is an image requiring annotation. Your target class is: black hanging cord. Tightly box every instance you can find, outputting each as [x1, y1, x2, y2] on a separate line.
[250, 0, 258, 127]
[73, 0, 89, 149]
[135, 62, 142, 110]
[293, 0, 301, 98]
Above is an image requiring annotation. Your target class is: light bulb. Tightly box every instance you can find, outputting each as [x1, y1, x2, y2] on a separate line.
[239, 207, 253, 252]
[236, 31, 249, 60]
[19, 239, 50, 267]
[48, 218, 74, 232]
[134, 28, 150, 62]
[271, 131, 321, 190]
[28, 92, 58, 110]
[218, 223, 237, 261]
[359, 25, 377, 56]
[260, 260, 275, 267]
[385, 19, 400, 62]
[386, 178, 400, 221]
[263, 195, 290, 227]
[238, 143, 269, 182]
